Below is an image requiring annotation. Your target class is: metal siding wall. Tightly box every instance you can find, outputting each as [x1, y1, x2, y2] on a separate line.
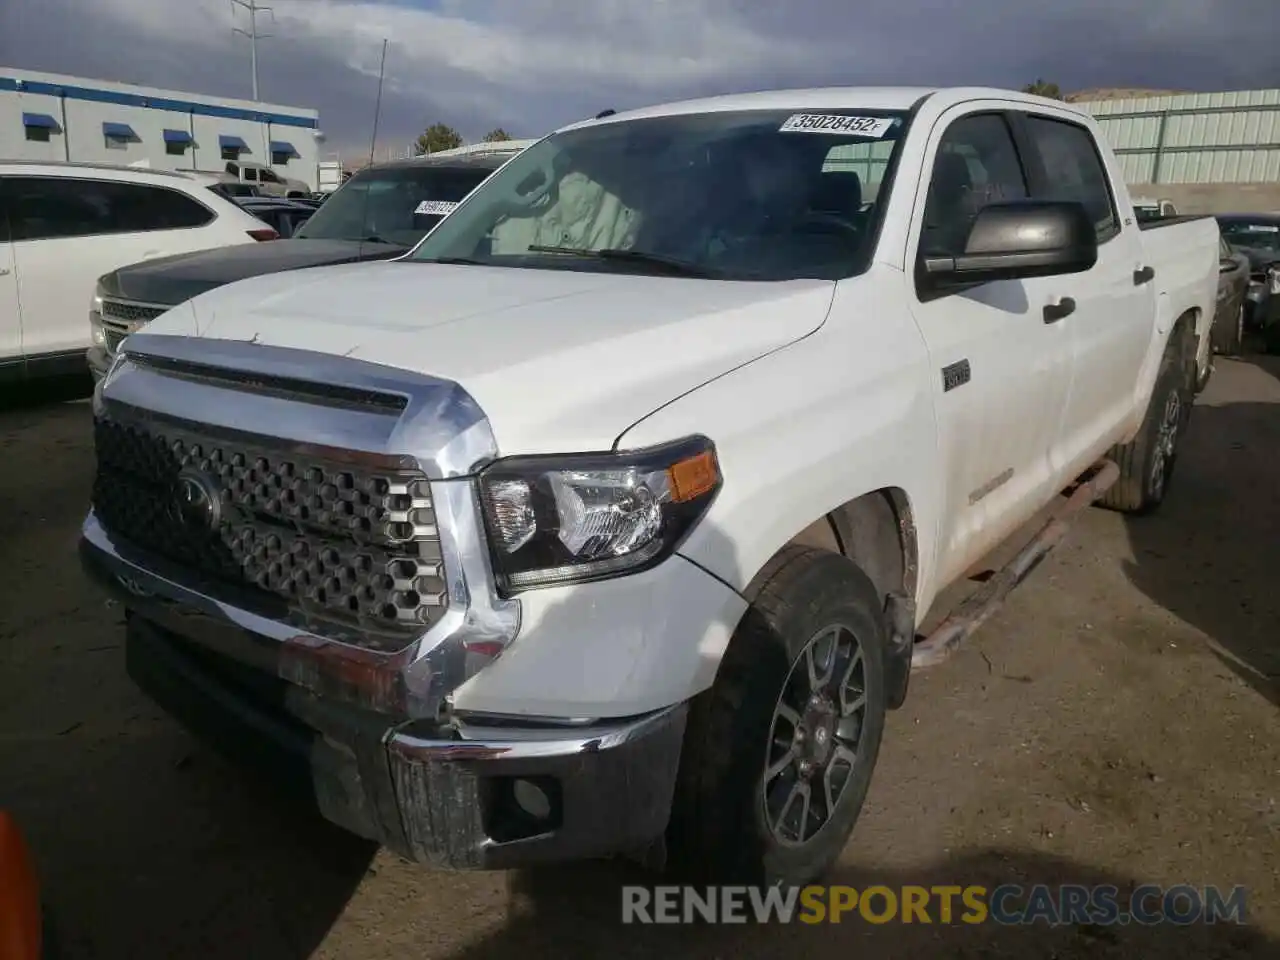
[268, 122, 318, 190]
[190, 115, 268, 173]
[1, 70, 319, 183]
[1079, 88, 1280, 185]
[823, 140, 894, 199]
[0, 91, 66, 162]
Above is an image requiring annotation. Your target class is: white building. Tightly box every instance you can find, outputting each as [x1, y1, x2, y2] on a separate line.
[0, 67, 323, 190]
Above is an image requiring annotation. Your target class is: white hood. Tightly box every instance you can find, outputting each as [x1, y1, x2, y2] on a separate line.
[150, 261, 835, 454]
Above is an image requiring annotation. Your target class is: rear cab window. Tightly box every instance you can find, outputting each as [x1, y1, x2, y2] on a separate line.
[1020, 115, 1120, 244]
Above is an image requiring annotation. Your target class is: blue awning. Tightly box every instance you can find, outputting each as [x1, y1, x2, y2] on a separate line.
[21, 112, 58, 129]
[162, 128, 192, 144]
[269, 140, 297, 156]
[219, 134, 248, 150]
[102, 121, 136, 139]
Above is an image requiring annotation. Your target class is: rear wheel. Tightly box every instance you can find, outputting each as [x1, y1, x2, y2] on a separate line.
[1097, 329, 1192, 515]
[1211, 302, 1245, 357]
[666, 547, 887, 886]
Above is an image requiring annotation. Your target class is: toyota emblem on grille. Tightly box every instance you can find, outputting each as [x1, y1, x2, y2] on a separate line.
[176, 469, 221, 530]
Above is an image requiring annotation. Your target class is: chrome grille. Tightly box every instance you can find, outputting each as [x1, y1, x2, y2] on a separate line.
[92, 413, 448, 648]
[100, 299, 168, 354]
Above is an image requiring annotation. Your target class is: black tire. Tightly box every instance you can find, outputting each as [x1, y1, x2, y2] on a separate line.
[1264, 320, 1280, 356]
[1210, 302, 1245, 357]
[1097, 328, 1192, 515]
[666, 546, 887, 886]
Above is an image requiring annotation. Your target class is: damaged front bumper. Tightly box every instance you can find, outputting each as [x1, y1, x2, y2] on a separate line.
[81, 523, 687, 870]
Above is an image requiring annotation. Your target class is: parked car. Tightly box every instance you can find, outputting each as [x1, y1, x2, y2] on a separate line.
[0, 161, 276, 385]
[88, 151, 521, 381]
[219, 159, 312, 199]
[1210, 233, 1252, 359]
[234, 196, 316, 239]
[1215, 213, 1280, 341]
[82, 87, 1218, 888]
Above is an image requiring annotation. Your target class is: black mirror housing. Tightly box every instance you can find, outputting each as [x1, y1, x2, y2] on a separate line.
[923, 200, 1099, 287]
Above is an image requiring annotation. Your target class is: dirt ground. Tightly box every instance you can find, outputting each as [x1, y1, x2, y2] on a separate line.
[1, 356, 1278, 960]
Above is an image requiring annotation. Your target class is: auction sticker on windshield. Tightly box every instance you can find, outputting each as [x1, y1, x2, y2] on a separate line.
[415, 200, 458, 216]
[779, 114, 894, 137]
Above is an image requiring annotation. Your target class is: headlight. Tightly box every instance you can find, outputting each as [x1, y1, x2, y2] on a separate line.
[478, 435, 722, 594]
[90, 289, 106, 348]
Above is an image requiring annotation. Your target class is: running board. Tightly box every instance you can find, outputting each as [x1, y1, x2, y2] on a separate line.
[911, 458, 1120, 670]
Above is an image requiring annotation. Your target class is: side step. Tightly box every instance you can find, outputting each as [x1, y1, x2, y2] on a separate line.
[911, 458, 1120, 670]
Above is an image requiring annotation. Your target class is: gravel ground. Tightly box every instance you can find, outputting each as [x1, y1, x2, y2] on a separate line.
[1, 357, 1277, 959]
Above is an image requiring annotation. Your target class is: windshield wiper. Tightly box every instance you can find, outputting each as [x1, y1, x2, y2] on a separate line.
[525, 245, 716, 278]
[421, 256, 486, 266]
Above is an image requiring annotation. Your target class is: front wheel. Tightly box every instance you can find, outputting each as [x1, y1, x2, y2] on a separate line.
[666, 546, 887, 886]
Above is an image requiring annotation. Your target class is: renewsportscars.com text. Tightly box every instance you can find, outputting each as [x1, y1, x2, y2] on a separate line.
[621, 884, 1248, 926]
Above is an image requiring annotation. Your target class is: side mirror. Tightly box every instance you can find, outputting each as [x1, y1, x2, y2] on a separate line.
[922, 200, 1098, 287]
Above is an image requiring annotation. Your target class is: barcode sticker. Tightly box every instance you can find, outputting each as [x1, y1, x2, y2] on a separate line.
[779, 114, 894, 138]
[414, 200, 458, 216]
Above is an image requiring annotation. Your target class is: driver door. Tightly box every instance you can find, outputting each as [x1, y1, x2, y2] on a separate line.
[905, 108, 1076, 586]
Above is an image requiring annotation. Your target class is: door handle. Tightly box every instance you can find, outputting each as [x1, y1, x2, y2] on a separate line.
[1133, 265, 1155, 285]
[0, 267, 10, 277]
[1043, 297, 1076, 324]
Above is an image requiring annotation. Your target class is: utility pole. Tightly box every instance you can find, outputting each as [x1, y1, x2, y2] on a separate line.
[231, 0, 274, 101]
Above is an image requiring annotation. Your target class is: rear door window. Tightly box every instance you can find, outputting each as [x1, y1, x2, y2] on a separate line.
[1022, 116, 1120, 243]
[7, 177, 214, 241]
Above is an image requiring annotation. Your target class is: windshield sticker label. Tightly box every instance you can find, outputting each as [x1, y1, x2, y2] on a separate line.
[414, 200, 458, 216]
[1242, 224, 1279, 232]
[779, 114, 894, 138]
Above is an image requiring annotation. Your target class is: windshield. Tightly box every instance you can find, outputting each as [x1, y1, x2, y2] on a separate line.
[1218, 219, 1280, 253]
[294, 165, 496, 245]
[409, 108, 911, 281]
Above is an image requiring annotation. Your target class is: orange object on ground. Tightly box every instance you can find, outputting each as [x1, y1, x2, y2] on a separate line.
[0, 811, 41, 960]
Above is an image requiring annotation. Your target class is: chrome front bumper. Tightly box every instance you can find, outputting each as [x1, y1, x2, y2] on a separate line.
[87, 346, 111, 384]
[81, 521, 687, 869]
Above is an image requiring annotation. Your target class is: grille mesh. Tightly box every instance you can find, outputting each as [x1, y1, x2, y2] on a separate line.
[100, 300, 168, 356]
[93, 414, 448, 647]
[100, 299, 168, 326]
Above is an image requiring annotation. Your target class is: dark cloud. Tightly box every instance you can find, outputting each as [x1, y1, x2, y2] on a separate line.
[3, 0, 1277, 156]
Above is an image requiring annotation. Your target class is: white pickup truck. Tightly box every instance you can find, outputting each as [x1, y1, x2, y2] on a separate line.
[81, 87, 1218, 887]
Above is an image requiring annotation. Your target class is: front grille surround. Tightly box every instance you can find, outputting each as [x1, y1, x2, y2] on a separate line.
[87, 333, 523, 719]
[93, 412, 449, 649]
[100, 298, 168, 356]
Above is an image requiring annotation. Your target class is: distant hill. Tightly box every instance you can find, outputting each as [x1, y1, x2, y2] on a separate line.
[1065, 88, 1188, 104]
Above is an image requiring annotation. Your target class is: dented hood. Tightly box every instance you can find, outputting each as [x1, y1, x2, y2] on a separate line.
[143, 260, 834, 455]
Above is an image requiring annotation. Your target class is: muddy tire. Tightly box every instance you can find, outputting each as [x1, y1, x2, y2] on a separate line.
[1211, 302, 1245, 358]
[1097, 328, 1193, 515]
[666, 546, 887, 886]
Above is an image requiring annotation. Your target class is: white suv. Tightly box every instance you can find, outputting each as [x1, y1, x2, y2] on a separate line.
[0, 162, 276, 384]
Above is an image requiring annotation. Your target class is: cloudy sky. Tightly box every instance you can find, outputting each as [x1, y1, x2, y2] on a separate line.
[3, 0, 1278, 158]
